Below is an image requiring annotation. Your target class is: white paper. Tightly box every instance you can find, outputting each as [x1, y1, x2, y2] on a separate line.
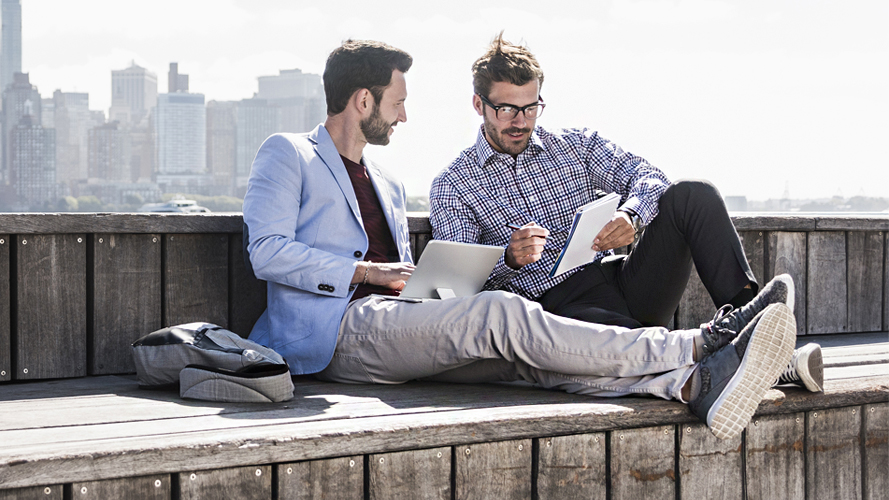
[549, 193, 621, 277]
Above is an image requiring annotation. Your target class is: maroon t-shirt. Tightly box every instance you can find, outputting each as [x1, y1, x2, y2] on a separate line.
[341, 155, 401, 301]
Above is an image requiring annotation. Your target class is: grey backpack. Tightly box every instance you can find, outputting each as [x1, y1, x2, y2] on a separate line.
[132, 322, 294, 403]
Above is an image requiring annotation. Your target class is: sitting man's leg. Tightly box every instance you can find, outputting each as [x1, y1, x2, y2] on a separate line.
[318, 290, 795, 439]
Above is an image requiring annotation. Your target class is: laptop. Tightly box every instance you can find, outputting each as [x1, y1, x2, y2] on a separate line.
[400, 240, 504, 299]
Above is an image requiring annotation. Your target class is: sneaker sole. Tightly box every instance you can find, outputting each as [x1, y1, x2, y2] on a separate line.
[777, 274, 795, 313]
[707, 304, 796, 440]
[795, 343, 824, 392]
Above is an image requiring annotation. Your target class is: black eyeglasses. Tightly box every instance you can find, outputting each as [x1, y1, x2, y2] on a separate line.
[478, 94, 545, 121]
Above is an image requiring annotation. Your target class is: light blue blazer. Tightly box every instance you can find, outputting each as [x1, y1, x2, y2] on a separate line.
[243, 124, 413, 374]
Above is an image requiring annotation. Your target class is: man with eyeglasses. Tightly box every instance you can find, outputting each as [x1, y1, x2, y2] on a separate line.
[429, 33, 823, 393]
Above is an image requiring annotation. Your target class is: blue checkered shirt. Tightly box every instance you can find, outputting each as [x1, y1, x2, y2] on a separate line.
[429, 125, 671, 300]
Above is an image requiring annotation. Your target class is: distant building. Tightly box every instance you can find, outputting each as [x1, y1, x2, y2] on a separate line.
[724, 196, 747, 211]
[10, 115, 56, 208]
[41, 98, 55, 128]
[111, 62, 157, 125]
[1, 72, 42, 185]
[168, 63, 189, 93]
[127, 122, 155, 183]
[236, 98, 278, 181]
[155, 92, 206, 191]
[88, 121, 129, 182]
[0, 0, 22, 93]
[53, 90, 92, 185]
[206, 100, 237, 194]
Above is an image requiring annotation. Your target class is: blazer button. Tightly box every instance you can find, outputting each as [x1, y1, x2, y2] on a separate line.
[354, 250, 363, 258]
[317, 284, 326, 291]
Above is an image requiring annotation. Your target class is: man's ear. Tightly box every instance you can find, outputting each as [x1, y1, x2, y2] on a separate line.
[472, 94, 484, 116]
[352, 88, 373, 116]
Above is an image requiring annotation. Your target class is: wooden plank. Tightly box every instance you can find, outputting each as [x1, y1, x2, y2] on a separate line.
[739, 230, 764, 285]
[731, 215, 818, 232]
[815, 217, 889, 232]
[369, 447, 450, 500]
[72, 474, 170, 499]
[767, 231, 807, 335]
[16, 234, 86, 379]
[611, 426, 675, 499]
[806, 406, 861, 500]
[847, 232, 883, 333]
[537, 433, 606, 500]
[456, 439, 532, 500]
[0, 235, 9, 382]
[677, 265, 712, 330]
[0, 213, 244, 234]
[884, 231, 888, 332]
[864, 403, 888, 500]
[179, 466, 271, 500]
[807, 232, 847, 334]
[92, 234, 161, 375]
[0, 485, 62, 499]
[279, 457, 363, 500]
[164, 234, 228, 327]
[745, 413, 805, 500]
[678, 423, 742, 500]
[228, 232, 266, 337]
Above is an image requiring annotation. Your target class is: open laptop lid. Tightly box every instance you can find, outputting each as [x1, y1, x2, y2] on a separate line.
[400, 240, 504, 299]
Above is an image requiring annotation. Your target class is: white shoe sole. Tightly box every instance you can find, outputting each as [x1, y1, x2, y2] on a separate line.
[776, 274, 795, 313]
[795, 343, 824, 392]
[707, 303, 796, 440]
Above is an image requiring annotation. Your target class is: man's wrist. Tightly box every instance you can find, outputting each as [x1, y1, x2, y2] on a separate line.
[620, 208, 644, 233]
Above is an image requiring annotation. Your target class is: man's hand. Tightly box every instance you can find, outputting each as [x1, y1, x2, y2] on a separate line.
[505, 223, 549, 269]
[359, 262, 415, 291]
[592, 212, 636, 252]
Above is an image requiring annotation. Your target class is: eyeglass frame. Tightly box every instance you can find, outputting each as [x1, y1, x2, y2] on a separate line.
[477, 94, 546, 121]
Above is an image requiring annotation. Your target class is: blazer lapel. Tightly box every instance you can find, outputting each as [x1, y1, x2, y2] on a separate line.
[308, 125, 361, 221]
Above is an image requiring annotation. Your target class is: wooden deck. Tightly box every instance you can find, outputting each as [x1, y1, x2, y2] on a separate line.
[0, 213, 887, 499]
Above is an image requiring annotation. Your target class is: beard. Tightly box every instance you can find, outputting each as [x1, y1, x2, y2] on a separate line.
[360, 103, 396, 146]
[483, 115, 532, 156]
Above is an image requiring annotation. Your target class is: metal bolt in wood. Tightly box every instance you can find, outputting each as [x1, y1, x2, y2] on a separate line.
[44, 487, 51, 495]
[379, 457, 385, 464]
[77, 238, 82, 243]
[190, 473, 196, 480]
[98, 238, 103, 243]
[546, 440, 552, 447]
[437, 452, 442, 458]
[465, 448, 471, 455]
[255, 469, 261, 476]
[155, 480, 161, 487]
[686, 427, 691, 433]
[81, 487, 87, 494]
[22, 239, 26, 245]
[518, 444, 523, 451]
[287, 467, 293, 474]
[348, 461, 354, 467]
[22, 368, 28, 374]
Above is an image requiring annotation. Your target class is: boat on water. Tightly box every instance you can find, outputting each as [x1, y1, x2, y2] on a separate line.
[139, 199, 211, 213]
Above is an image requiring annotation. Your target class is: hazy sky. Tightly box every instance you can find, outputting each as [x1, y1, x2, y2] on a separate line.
[24, 0, 889, 200]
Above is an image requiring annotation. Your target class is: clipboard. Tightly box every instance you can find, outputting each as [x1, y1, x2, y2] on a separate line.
[549, 193, 621, 277]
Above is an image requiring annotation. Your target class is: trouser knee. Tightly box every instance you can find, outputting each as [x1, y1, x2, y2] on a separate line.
[660, 179, 725, 214]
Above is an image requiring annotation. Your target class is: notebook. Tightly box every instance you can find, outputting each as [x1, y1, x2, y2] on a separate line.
[549, 192, 622, 277]
[400, 240, 504, 299]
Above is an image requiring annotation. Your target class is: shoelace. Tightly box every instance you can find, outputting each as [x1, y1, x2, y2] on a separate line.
[777, 354, 800, 383]
[701, 304, 738, 356]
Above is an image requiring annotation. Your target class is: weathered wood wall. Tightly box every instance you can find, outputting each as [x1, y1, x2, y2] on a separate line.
[0, 402, 885, 500]
[0, 213, 887, 382]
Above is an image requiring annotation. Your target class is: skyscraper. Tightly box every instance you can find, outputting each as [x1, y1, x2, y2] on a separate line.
[0, 0, 22, 93]
[168, 63, 189, 93]
[53, 90, 92, 184]
[1, 72, 41, 185]
[206, 100, 237, 194]
[10, 115, 56, 209]
[88, 122, 128, 182]
[110, 62, 157, 125]
[155, 92, 205, 176]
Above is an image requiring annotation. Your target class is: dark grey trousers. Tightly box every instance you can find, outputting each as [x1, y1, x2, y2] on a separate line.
[538, 179, 757, 328]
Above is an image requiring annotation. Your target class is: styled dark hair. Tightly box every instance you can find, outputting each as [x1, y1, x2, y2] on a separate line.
[472, 32, 544, 97]
[323, 40, 413, 116]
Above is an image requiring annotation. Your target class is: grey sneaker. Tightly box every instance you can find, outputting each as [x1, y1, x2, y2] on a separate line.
[776, 343, 824, 392]
[700, 275, 795, 358]
[689, 303, 796, 440]
[722, 274, 795, 330]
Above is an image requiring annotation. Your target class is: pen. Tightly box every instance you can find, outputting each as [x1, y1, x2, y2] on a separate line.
[505, 223, 522, 231]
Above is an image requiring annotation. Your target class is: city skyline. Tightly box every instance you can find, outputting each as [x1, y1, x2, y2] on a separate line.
[16, 0, 889, 201]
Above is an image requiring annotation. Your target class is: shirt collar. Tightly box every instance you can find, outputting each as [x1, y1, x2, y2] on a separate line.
[473, 125, 545, 167]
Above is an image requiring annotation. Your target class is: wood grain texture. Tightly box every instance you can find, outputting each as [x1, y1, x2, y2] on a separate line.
[279, 457, 363, 500]
[16, 234, 86, 379]
[92, 234, 161, 375]
[847, 232, 883, 333]
[164, 234, 228, 327]
[864, 403, 888, 500]
[72, 474, 170, 499]
[610, 426, 675, 499]
[228, 232, 266, 337]
[806, 406, 861, 500]
[767, 232, 807, 335]
[178, 466, 271, 500]
[807, 232, 847, 334]
[745, 413, 805, 500]
[677, 265, 713, 330]
[369, 447, 450, 500]
[536, 433, 606, 500]
[739, 230, 764, 285]
[884, 231, 888, 332]
[0, 236, 9, 382]
[678, 423, 742, 500]
[456, 439, 532, 500]
[0, 213, 244, 234]
[0, 484, 62, 499]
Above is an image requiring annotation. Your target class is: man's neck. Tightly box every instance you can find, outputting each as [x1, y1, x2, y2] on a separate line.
[324, 114, 367, 164]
